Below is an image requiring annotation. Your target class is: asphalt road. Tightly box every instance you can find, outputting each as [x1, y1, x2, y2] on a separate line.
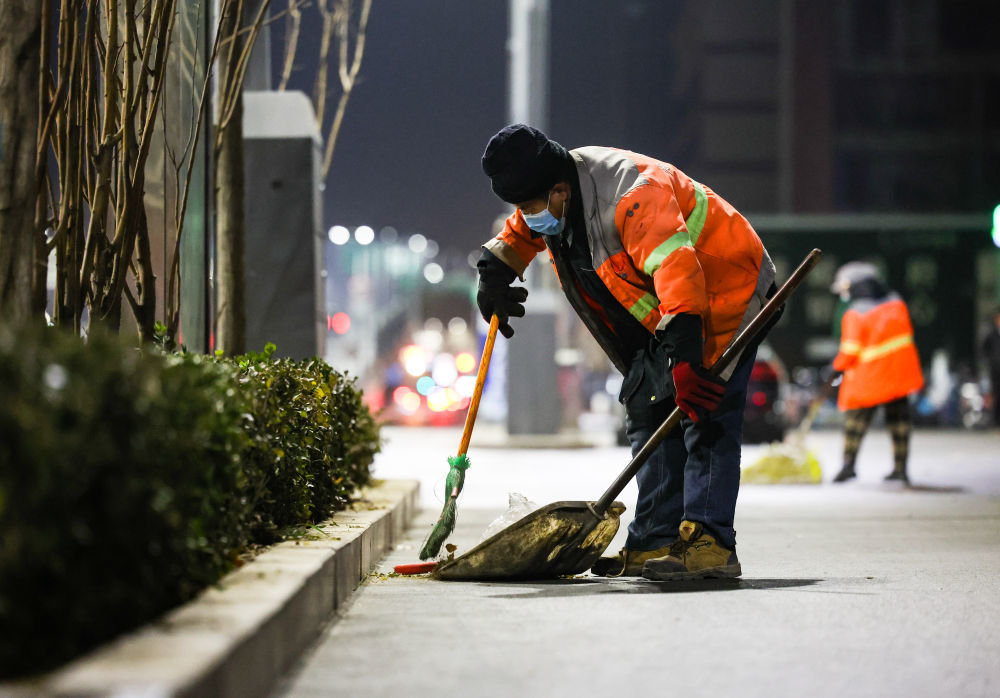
[274, 426, 1000, 698]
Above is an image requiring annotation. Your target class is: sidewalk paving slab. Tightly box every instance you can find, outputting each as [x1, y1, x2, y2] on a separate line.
[275, 426, 1000, 698]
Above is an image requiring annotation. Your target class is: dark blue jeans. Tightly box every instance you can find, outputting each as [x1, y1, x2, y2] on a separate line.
[622, 348, 756, 551]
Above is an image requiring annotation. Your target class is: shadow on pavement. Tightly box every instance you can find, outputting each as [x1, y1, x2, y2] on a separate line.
[905, 483, 965, 493]
[482, 577, 823, 598]
[850, 482, 965, 494]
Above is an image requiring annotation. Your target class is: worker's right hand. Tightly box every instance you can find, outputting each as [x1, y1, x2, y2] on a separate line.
[671, 361, 726, 423]
[476, 249, 528, 338]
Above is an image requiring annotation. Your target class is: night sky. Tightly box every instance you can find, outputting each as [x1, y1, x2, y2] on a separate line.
[274, 1, 506, 258]
[271, 0, 689, 260]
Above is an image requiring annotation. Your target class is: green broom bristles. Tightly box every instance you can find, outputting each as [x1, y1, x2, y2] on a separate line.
[419, 454, 471, 560]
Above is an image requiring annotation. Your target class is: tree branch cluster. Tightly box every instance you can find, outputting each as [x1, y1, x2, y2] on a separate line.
[278, 0, 372, 181]
[2, 0, 371, 345]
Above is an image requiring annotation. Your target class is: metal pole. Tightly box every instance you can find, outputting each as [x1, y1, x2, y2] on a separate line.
[508, 0, 549, 128]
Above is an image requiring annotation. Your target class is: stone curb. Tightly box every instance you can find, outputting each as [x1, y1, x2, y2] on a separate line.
[8, 479, 420, 698]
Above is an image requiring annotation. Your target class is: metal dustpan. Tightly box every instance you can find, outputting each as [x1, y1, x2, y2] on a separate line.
[434, 249, 823, 582]
[433, 500, 626, 580]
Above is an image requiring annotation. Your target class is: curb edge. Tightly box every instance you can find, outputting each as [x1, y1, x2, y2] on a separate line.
[10, 478, 419, 698]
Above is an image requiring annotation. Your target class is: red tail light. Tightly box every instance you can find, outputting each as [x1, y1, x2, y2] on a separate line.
[750, 361, 778, 382]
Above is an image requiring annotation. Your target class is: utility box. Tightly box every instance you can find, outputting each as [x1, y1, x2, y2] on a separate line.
[506, 303, 562, 435]
[242, 91, 325, 358]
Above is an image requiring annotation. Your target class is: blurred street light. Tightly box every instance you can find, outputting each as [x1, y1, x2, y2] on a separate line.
[355, 225, 375, 245]
[328, 225, 350, 245]
[423, 262, 444, 284]
[408, 233, 427, 254]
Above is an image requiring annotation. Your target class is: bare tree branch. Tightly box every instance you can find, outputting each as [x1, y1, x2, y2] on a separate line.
[278, 0, 304, 90]
[320, 0, 370, 179]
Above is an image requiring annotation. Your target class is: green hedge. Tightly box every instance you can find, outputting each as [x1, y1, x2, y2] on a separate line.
[236, 344, 381, 541]
[0, 327, 380, 679]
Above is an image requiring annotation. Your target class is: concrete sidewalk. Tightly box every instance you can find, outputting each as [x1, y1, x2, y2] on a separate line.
[274, 428, 1000, 698]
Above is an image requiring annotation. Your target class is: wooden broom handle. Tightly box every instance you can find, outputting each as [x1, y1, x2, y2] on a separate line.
[457, 314, 500, 456]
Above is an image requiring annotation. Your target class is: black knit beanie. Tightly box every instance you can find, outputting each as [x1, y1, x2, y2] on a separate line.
[481, 124, 569, 204]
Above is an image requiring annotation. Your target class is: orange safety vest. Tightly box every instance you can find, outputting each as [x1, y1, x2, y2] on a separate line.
[832, 295, 924, 410]
[483, 146, 774, 368]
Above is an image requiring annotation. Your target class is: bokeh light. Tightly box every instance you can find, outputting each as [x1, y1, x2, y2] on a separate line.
[448, 317, 468, 335]
[426, 387, 450, 412]
[455, 375, 477, 397]
[415, 376, 436, 395]
[408, 233, 427, 254]
[431, 353, 458, 386]
[392, 386, 421, 414]
[455, 352, 476, 373]
[328, 225, 350, 245]
[330, 312, 351, 334]
[401, 344, 429, 377]
[423, 262, 444, 284]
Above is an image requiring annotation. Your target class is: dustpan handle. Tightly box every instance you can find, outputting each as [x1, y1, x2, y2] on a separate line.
[592, 248, 824, 517]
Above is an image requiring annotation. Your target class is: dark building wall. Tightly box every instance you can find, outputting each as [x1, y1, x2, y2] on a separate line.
[831, 0, 1000, 213]
[550, 0, 999, 216]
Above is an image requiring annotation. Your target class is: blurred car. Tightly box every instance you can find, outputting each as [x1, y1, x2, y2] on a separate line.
[364, 326, 481, 427]
[742, 346, 789, 444]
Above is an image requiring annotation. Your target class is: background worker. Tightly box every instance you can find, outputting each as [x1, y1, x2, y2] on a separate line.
[829, 262, 924, 484]
[475, 124, 777, 581]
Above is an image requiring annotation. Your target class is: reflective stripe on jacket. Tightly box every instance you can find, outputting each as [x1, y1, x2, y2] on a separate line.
[832, 295, 924, 410]
[483, 146, 775, 368]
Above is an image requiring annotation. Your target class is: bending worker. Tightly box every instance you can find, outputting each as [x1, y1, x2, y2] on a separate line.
[475, 124, 777, 581]
[829, 262, 923, 484]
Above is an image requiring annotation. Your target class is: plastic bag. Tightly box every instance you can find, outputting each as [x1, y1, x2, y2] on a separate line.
[479, 492, 539, 542]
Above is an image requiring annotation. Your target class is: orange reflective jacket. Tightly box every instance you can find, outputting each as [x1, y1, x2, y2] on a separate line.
[832, 295, 924, 410]
[483, 146, 774, 368]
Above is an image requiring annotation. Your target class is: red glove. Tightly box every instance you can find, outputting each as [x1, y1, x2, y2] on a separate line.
[671, 361, 726, 422]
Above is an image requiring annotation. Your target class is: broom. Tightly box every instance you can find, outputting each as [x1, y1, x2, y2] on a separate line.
[418, 314, 500, 560]
[743, 371, 839, 484]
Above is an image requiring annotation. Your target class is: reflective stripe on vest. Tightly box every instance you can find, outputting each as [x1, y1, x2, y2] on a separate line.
[641, 180, 708, 276]
[859, 333, 914, 363]
[839, 339, 861, 355]
[628, 292, 660, 324]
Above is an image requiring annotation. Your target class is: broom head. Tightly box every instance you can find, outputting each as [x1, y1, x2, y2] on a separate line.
[419, 454, 471, 560]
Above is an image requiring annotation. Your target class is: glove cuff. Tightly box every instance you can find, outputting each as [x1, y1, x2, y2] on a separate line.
[655, 313, 704, 365]
[477, 248, 518, 287]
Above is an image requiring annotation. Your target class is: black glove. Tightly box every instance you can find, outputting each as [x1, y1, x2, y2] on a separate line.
[476, 249, 528, 338]
[655, 313, 705, 366]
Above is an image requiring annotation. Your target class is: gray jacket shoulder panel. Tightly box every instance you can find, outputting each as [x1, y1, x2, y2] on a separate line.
[570, 146, 647, 268]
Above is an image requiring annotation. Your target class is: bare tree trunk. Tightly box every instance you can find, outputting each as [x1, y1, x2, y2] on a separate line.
[215, 0, 247, 354]
[0, 1, 42, 326]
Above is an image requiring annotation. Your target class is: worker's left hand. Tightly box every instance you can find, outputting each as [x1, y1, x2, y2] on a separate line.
[671, 361, 726, 422]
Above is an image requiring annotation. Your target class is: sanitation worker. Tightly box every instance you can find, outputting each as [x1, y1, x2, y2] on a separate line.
[475, 124, 777, 581]
[829, 262, 924, 484]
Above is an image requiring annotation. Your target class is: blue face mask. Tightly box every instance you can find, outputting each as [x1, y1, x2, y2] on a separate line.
[521, 196, 565, 236]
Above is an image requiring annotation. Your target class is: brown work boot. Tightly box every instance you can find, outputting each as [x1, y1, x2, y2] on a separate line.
[591, 545, 674, 577]
[641, 520, 741, 581]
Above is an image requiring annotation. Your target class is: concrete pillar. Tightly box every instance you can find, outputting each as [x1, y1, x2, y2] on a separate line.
[242, 91, 325, 358]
